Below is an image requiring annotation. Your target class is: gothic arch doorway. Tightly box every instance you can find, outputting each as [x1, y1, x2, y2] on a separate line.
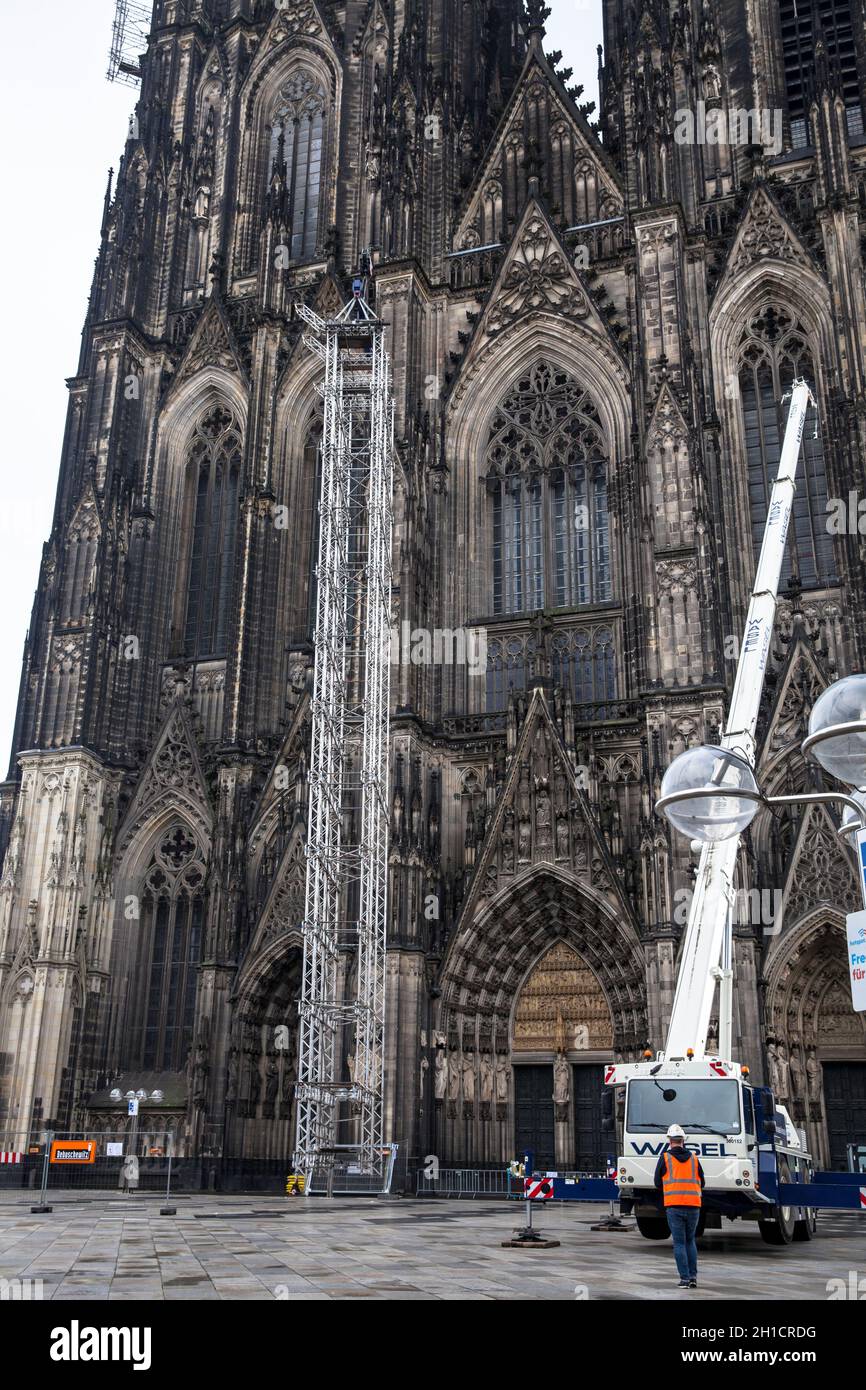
[225, 939, 302, 1163]
[433, 862, 644, 1166]
[765, 916, 866, 1168]
[511, 942, 614, 1170]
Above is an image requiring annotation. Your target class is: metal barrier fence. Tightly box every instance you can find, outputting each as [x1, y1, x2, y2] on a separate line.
[848, 1144, 866, 1173]
[0, 1133, 407, 1198]
[0, 1132, 197, 1196]
[415, 1167, 614, 1199]
[416, 1167, 520, 1198]
[306, 1144, 403, 1196]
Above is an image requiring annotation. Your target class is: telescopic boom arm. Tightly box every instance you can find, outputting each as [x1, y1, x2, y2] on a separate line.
[663, 380, 815, 1061]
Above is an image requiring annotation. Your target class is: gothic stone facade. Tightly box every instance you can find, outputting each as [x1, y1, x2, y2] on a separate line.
[1, 0, 866, 1174]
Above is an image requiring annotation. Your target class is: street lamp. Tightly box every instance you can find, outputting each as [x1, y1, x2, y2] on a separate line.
[656, 745, 761, 843]
[657, 673, 866, 881]
[803, 674, 866, 787]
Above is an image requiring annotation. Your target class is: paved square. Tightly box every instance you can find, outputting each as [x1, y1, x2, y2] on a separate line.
[0, 1194, 863, 1300]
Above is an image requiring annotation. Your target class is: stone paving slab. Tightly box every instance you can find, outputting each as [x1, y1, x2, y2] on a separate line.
[0, 1193, 863, 1300]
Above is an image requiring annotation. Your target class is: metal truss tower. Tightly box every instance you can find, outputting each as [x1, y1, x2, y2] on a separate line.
[294, 278, 395, 1185]
[107, 0, 151, 86]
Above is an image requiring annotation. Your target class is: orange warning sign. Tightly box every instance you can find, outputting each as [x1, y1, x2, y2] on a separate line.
[49, 1140, 97, 1165]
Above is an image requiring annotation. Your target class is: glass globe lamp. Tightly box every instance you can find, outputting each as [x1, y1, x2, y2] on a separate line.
[656, 745, 761, 843]
[803, 675, 866, 787]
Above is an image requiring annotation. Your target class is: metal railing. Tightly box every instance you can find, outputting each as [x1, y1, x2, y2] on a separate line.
[305, 1144, 402, 1197]
[847, 1143, 866, 1173]
[416, 1166, 614, 1199]
[416, 1167, 519, 1198]
[0, 1131, 194, 1196]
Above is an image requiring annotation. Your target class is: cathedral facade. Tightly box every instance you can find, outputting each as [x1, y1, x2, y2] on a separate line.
[1, 0, 866, 1181]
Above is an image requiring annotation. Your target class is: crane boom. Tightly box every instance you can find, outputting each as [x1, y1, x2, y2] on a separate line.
[664, 379, 814, 1060]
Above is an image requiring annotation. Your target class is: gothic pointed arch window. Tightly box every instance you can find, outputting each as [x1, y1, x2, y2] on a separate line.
[138, 825, 205, 1071]
[268, 70, 327, 262]
[486, 363, 612, 614]
[182, 407, 242, 658]
[737, 306, 833, 588]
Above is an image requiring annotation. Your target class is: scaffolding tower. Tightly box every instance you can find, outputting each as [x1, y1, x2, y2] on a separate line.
[107, 0, 152, 85]
[294, 278, 395, 1185]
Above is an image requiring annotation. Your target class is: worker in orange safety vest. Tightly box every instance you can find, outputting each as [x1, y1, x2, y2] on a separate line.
[653, 1124, 705, 1288]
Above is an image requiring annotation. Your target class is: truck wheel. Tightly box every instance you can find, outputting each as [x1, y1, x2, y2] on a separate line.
[636, 1215, 670, 1240]
[759, 1201, 796, 1245]
[759, 1160, 797, 1245]
[793, 1209, 817, 1242]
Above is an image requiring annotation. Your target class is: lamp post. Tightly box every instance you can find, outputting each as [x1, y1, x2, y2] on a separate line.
[656, 672, 866, 1033]
[109, 1085, 166, 1197]
[657, 673, 866, 885]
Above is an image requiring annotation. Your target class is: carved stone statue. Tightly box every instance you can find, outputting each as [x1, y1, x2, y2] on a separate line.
[775, 1042, 790, 1099]
[553, 1053, 570, 1106]
[766, 1041, 780, 1093]
[517, 761, 530, 820]
[447, 1048, 461, 1103]
[265, 1056, 279, 1105]
[555, 813, 569, 859]
[226, 1047, 239, 1104]
[806, 1049, 823, 1104]
[479, 1051, 494, 1103]
[248, 1056, 262, 1110]
[419, 1054, 429, 1098]
[535, 784, 552, 854]
[462, 1049, 476, 1103]
[495, 1053, 510, 1104]
[501, 808, 515, 872]
[434, 1047, 447, 1100]
[518, 818, 531, 862]
[789, 1045, 804, 1098]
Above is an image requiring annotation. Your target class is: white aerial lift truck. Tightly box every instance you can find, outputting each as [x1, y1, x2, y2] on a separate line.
[514, 381, 866, 1244]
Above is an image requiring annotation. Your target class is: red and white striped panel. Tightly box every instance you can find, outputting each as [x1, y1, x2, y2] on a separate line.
[524, 1177, 554, 1200]
[859, 1186, 866, 1210]
[0, 1152, 22, 1165]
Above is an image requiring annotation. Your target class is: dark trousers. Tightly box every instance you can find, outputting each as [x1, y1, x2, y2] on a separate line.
[666, 1205, 700, 1281]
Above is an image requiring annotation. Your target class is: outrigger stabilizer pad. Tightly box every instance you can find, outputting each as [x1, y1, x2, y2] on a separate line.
[501, 1228, 561, 1249]
[589, 1214, 633, 1232]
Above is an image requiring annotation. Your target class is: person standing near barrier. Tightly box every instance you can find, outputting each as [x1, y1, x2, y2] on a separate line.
[653, 1124, 704, 1288]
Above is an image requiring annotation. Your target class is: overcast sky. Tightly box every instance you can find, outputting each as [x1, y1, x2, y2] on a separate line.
[0, 0, 602, 770]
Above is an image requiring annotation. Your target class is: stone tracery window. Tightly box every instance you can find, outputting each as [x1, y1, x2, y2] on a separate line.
[268, 70, 326, 261]
[737, 306, 832, 589]
[139, 825, 204, 1071]
[183, 407, 242, 658]
[486, 364, 612, 615]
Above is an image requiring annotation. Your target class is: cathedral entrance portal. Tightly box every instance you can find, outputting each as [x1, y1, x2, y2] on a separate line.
[226, 942, 302, 1163]
[512, 942, 613, 1170]
[514, 1066, 555, 1169]
[824, 1063, 866, 1170]
[765, 918, 866, 1167]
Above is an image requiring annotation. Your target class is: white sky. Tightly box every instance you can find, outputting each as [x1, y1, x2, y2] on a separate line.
[0, 0, 602, 770]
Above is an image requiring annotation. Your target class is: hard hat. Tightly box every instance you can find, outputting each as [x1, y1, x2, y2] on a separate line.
[666, 1124, 686, 1139]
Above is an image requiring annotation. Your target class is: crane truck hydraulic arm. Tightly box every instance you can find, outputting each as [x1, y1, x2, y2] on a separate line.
[513, 383, 866, 1244]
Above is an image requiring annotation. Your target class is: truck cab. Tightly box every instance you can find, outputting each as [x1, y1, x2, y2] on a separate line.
[605, 1057, 815, 1244]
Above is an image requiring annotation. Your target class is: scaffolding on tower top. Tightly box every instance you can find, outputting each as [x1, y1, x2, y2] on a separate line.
[107, 0, 152, 86]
